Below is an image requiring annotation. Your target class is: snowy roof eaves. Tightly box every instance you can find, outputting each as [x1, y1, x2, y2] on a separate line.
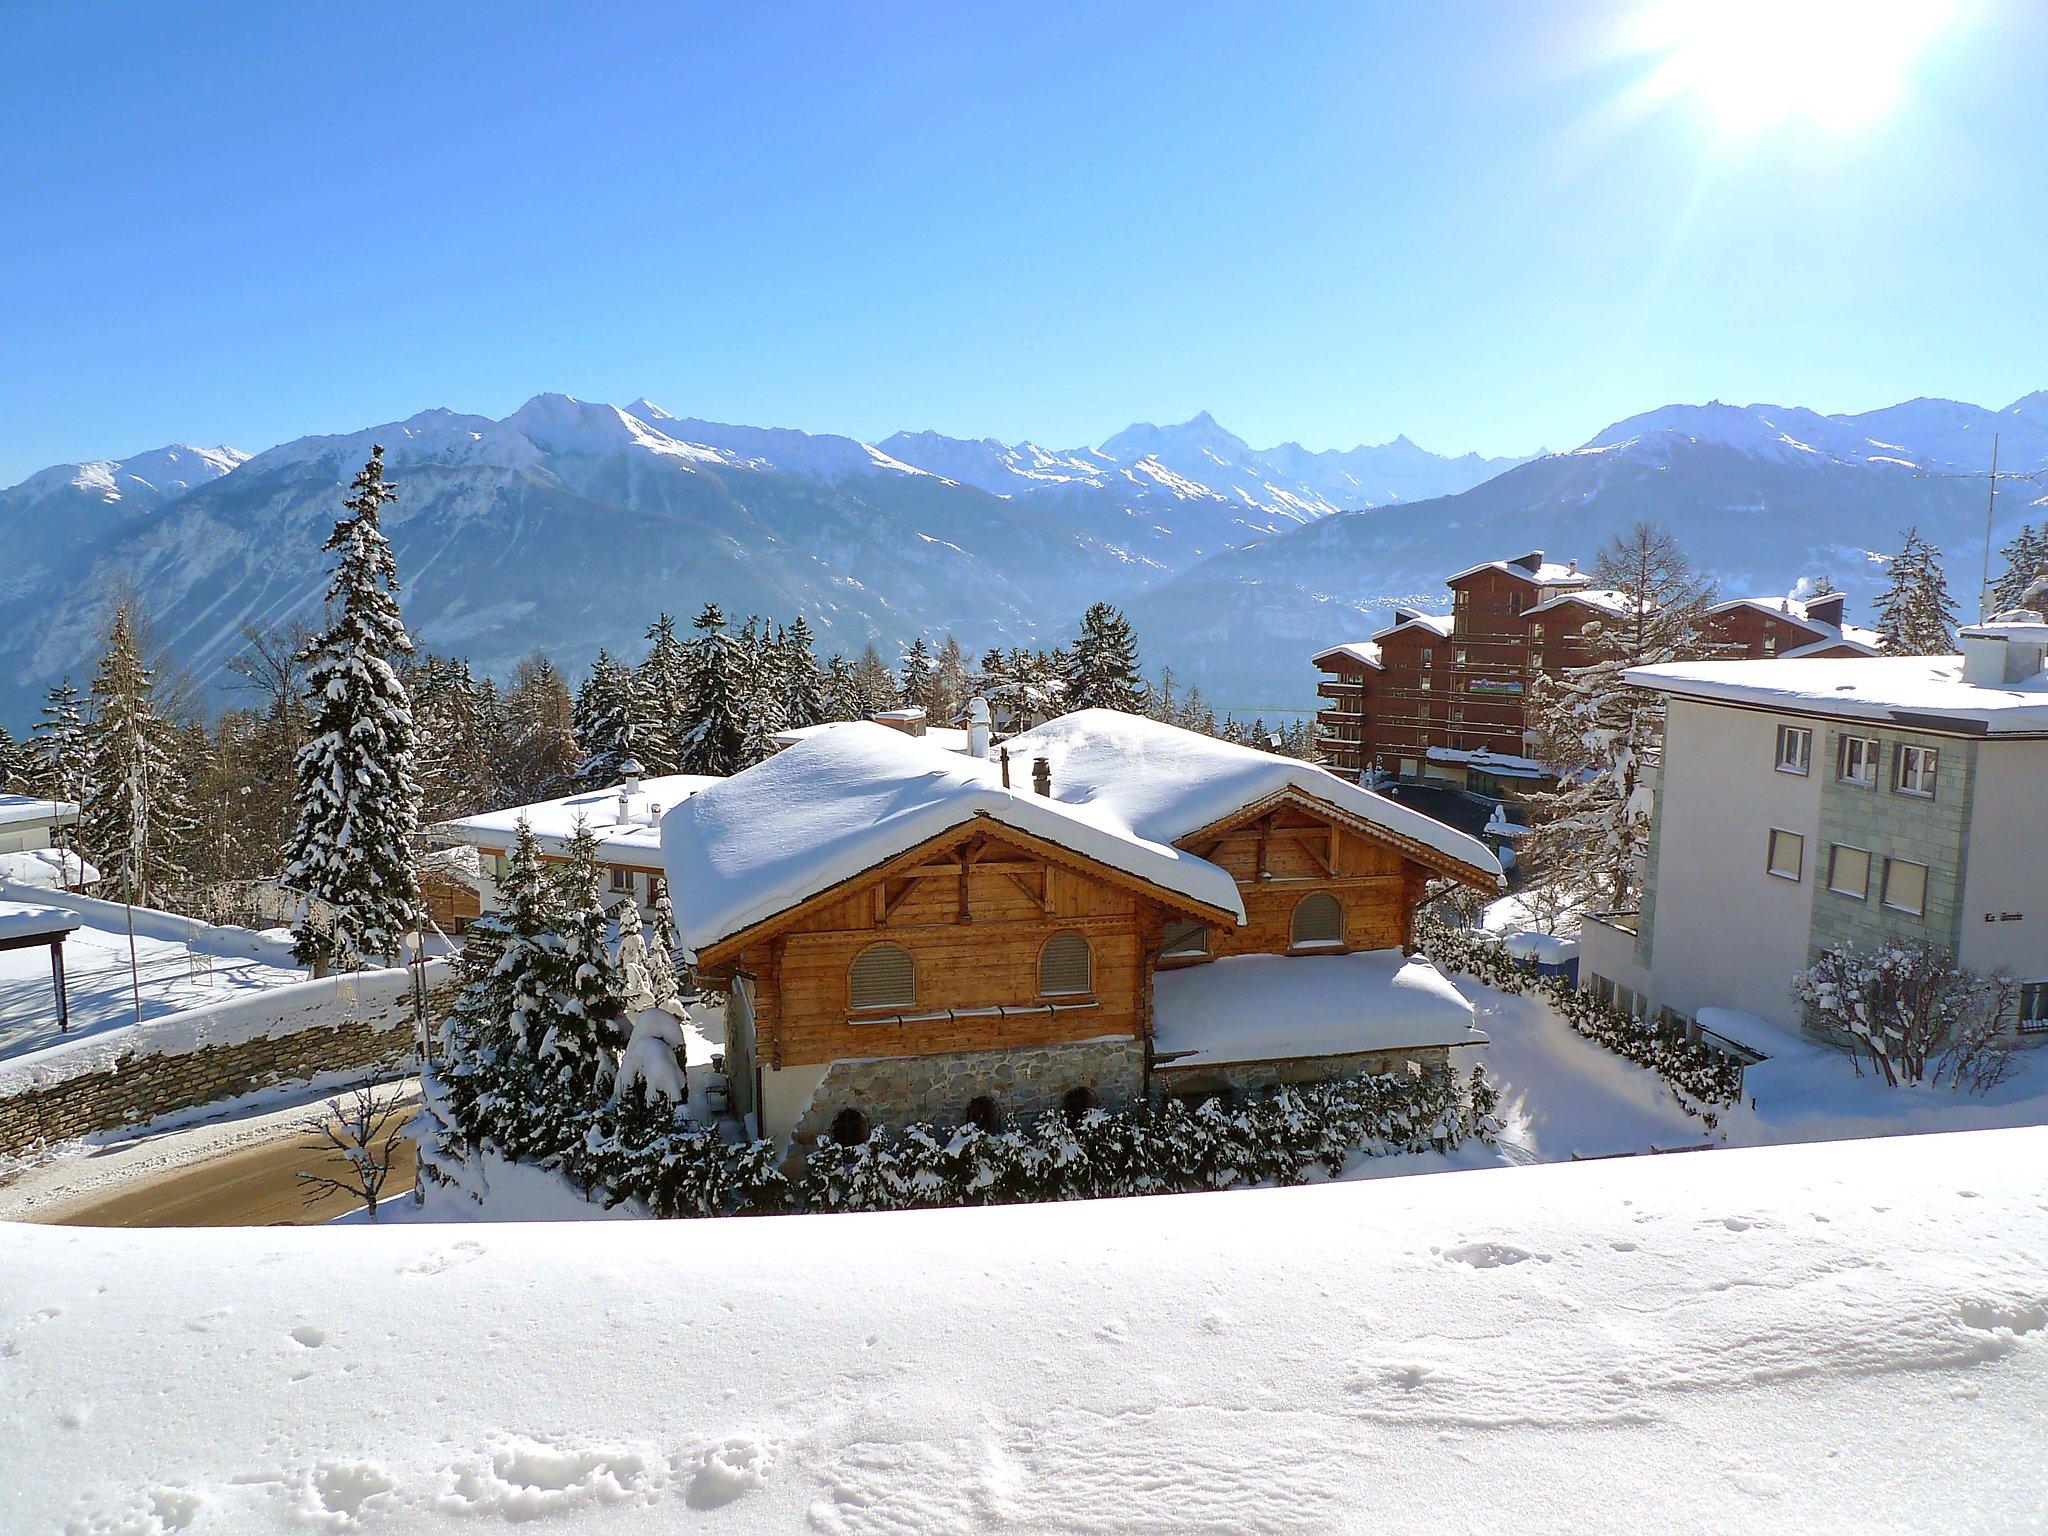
[1446, 559, 1590, 588]
[661, 723, 1246, 957]
[1311, 641, 1384, 670]
[1522, 588, 1638, 620]
[1001, 711, 1502, 885]
[1625, 656, 2048, 735]
[1370, 612, 1453, 643]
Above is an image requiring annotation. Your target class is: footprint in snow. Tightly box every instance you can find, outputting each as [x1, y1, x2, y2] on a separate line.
[290, 1325, 328, 1349]
[687, 1436, 776, 1510]
[1442, 1241, 1546, 1269]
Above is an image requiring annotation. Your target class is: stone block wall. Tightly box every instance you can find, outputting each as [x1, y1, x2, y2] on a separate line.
[788, 1035, 1145, 1149]
[0, 978, 454, 1157]
[1155, 1045, 1453, 1100]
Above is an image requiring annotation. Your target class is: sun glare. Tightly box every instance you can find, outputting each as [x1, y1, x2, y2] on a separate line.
[1634, 0, 1954, 134]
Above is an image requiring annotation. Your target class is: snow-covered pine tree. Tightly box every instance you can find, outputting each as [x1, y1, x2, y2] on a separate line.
[1523, 524, 1719, 915]
[610, 896, 691, 1105]
[898, 637, 936, 714]
[678, 603, 749, 775]
[1988, 521, 2048, 615]
[932, 636, 969, 724]
[283, 445, 423, 970]
[0, 725, 23, 793]
[646, 888, 693, 1016]
[28, 681, 90, 807]
[537, 819, 626, 1119]
[80, 603, 193, 907]
[1874, 528, 1960, 655]
[735, 616, 784, 768]
[574, 650, 661, 788]
[1063, 603, 1146, 712]
[773, 617, 830, 729]
[636, 612, 691, 774]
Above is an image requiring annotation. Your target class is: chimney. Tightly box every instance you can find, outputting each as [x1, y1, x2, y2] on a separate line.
[1805, 591, 1847, 631]
[1031, 756, 1052, 797]
[967, 696, 992, 759]
[617, 758, 644, 821]
[999, 744, 1012, 788]
[1512, 549, 1544, 573]
[1961, 619, 2048, 686]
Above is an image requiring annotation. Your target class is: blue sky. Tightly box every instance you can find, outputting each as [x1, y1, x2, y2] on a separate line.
[4, 1, 2043, 482]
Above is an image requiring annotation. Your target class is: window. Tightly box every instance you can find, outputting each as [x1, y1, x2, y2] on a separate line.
[1766, 828, 1804, 882]
[2020, 983, 2048, 1035]
[609, 866, 634, 893]
[1893, 744, 1938, 799]
[849, 942, 914, 1011]
[828, 1108, 870, 1146]
[1881, 857, 1928, 916]
[1836, 735, 1879, 787]
[1039, 933, 1093, 996]
[1774, 725, 1812, 775]
[1420, 647, 1434, 667]
[1291, 892, 1344, 948]
[1161, 920, 1210, 959]
[1826, 845, 1871, 899]
[491, 853, 511, 882]
[1454, 647, 1468, 666]
[1529, 650, 1544, 672]
[1419, 675, 1432, 691]
[1763, 634, 1778, 656]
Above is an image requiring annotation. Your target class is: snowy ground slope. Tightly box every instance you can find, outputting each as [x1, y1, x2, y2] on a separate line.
[4, 1128, 2046, 1534]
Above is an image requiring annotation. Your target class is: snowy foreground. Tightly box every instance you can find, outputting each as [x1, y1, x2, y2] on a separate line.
[6, 1130, 2048, 1533]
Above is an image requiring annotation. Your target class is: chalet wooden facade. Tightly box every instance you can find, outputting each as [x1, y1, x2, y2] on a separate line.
[664, 712, 1501, 1150]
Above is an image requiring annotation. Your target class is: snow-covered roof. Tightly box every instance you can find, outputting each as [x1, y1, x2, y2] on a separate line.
[769, 721, 975, 755]
[1711, 596, 1881, 655]
[661, 723, 1246, 955]
[1626, 654, 2048, 735]
[1370, 610, 1453, 643]
[1522, 587, 1638, 620]
[436, 774, 723, 864]
[1311, 640, 1383, 670]
[1447, 552, 1589, 588]
[1152, 950, 1481, 1067]
[1425, 747, 1547, 779]
[0, 903, 83, 945]
[0, 848, 97, 890]
[0, 794, 78, 829]
[1000, 711, 1501, 878]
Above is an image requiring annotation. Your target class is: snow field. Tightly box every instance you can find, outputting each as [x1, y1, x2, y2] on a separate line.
[4, 1126, 2046, 1533]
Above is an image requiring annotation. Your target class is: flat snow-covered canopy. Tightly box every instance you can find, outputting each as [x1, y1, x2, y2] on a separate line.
[661, 722, 1244, 955]
[1002, 710, 1501, 880]
[1627, 655, 2048, 734]
[0, 793, 78, 829]
[1152, 950, 1481, 1067]
[436, 773, 723, 863]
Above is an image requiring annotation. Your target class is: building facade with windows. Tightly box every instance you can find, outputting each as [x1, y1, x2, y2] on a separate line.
[662, 711, 1502, 1149]
[1578, 618, 2048, 1039]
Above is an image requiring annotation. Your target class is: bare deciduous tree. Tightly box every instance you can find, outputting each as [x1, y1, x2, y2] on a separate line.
[298, 1083, 412, 1220]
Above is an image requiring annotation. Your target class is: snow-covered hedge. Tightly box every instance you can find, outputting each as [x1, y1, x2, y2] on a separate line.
[425, 1061, 1498, 1219]
[1415, 918, 1741, 1116]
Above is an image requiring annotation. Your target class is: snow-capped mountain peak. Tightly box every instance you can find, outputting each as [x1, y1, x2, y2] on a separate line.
[8, 442, 249, 512]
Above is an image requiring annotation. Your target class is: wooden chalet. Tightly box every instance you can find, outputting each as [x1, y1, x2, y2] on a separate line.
[663, 711, 1501, 1150]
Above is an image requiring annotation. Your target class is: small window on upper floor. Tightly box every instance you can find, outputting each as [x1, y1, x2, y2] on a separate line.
[1420, 647, 1434, 667]
[1291, 892, 1344, 949]
[1881, 857, 1928, 917]
[1763, 633, 1778, 656]
[610, 866, 634, 893]
[1827, 844, 1871, 900]
[1774, 724, 1812, 776]
[1161, 920, 1210, 960]
[849, 942, 915, 1011]
[1893, 744, 1938, 799]
[1766, 828, 1804, 882]
[1039, 933, 1093, 997]
[1837, 734, 1879, 787]
[1454, 647, 1469, 666]
[2020, 982, 2048, 1034]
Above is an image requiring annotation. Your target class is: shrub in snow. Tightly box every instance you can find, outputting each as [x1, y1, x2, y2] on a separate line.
[1416, 917, 1741, 1117]
[1793, 941, 2019, 1095]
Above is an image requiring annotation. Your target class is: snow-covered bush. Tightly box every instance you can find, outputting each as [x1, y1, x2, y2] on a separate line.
[1793, 941, 2018, 1094]
[1416, 917, 1742, 1115]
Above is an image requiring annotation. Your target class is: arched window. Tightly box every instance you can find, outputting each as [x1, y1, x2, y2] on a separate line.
[1039, 933, 1093, 996]
[849, 942, 914, 1011]
[1291, 892, 1344, 949]
[829, 1108, 870, 1146]
[963, 1095, 1002, 1133]
[1061, 1086, 1096, 1123]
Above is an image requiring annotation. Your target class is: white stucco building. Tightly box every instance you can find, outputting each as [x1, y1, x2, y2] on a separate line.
[1578, 617, 2048, 1040]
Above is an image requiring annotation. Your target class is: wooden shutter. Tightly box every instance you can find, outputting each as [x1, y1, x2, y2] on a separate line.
[850, 943, 915, 1010]
[1039, 933, 1093, 996]
[1291, 893, 1343, 947]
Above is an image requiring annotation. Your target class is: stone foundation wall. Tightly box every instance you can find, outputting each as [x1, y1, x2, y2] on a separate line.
[1153, 1044, 1454, 1101]
[0, 979, 453, 1157]
[789, 1035, 1145, 1149]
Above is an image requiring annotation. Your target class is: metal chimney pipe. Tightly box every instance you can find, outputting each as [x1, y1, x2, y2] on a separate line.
[1032, 756, 1051, 797]
[999, 745, 1011, 788]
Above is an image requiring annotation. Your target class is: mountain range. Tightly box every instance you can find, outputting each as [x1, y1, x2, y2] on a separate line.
[1, 391, 2041, 722]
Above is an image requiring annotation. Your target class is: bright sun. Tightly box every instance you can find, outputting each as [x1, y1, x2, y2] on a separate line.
[1633, 0, 1954, 134]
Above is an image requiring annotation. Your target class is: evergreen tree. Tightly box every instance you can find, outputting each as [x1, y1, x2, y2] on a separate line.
[1989, 521, 2048, 615]
[574, 650, 661, 788]
[540, 820, 627, 1115]
[1874, 528, 1960, 655]
[0, 724, 25, 794]
[772, 617, 830, 729]
[80, 604, 192, 906]
[637, 612, 691, 774]
[1063, 603, 1146, 712]
[899, 637, 936, 714]
[496, 654, 582, 804]
[28, 681, 90, 807]
[678, 603, 748, 775]
[283, 445, 423, 970]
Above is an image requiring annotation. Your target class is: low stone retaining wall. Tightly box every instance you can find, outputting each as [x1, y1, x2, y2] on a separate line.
[1153, 1044, 1455, 1100]
[0, 964, 455, 1157]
